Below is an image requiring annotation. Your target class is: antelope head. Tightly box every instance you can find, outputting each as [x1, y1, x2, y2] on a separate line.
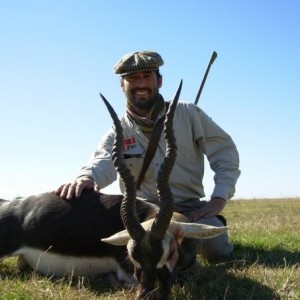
[100, 81, 228, 299]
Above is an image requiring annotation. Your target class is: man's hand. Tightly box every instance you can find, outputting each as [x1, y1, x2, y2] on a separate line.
[188, 197, 226, 222]
[55, 176, 100, 200]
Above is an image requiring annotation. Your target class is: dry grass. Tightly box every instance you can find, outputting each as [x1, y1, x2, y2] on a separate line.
[0, 198, 299, 299]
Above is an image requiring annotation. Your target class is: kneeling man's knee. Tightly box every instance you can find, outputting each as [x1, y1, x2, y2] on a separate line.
[195, 216, 233, 261]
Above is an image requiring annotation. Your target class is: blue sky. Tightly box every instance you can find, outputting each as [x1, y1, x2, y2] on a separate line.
[1, 1, 299, 200]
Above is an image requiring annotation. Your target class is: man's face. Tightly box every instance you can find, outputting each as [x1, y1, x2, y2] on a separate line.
[121, 71, 162, 111]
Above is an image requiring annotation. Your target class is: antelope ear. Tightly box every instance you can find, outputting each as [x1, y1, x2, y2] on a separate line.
[101, 219, 154, 245]
[170, 221, 229, 239]
[101, 229, 131, 246]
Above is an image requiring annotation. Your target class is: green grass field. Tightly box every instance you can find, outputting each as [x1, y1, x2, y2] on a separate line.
[0, 198, 299, 299]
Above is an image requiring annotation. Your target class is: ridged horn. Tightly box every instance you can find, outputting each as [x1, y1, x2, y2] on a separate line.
[150, 80, 182, 240]
[99, 93, 146, 242]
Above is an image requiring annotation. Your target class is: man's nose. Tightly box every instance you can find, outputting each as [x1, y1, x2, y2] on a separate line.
[135, 77, 147, 86]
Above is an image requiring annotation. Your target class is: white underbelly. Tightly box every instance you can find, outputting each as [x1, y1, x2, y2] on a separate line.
[13, 247, 133, 282]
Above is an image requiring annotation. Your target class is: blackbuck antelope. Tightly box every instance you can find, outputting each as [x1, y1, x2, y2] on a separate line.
[0, 81, 228, 299]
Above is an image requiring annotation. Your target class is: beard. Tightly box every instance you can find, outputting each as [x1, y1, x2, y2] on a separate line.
[126, 88, 160, 110]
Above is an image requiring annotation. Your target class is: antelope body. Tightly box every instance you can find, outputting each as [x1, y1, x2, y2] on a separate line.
[0, 191, 157, 282]
[0, 82, 228, 299]
[0, 191, 226, 282]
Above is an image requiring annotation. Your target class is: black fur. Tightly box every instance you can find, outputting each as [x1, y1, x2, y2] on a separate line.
[0, 190, 157, 275]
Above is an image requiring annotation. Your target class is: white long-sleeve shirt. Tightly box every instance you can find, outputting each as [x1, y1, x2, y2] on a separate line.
[79, 101, 240, 203]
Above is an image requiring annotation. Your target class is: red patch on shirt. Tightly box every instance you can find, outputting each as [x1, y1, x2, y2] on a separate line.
[123, 135, 137, 151]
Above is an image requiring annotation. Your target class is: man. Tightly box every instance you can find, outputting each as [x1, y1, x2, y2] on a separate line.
[56, 50, 240, 261]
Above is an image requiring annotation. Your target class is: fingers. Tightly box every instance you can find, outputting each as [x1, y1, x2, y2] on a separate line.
[188, 210, 214, 222]
[55, 183, 67, 198]
[56, 182, 76, 200]
[75, 180, 92, 198]
[94, 183, 100, 193]
[188, 199, 226, 222]
[75, 184, 82, 198]
[188, 209, 207, 222]
[56, 177, 100, 200]
[55, 184, 64, 195]
[67, 182, 77, 199]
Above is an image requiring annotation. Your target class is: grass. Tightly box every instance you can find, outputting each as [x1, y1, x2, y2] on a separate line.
[0, 198, 299, 299]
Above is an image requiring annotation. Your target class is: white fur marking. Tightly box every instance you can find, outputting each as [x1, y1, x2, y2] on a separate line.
[13, 247, 133, 282]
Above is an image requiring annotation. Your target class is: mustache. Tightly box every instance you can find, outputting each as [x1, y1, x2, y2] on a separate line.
[132, 88, 151, 94]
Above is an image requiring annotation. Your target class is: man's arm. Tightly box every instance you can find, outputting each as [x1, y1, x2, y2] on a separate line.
[198, 109, 240, 201]
[56, 128, 117, 199]
[187, 105, 240, 220]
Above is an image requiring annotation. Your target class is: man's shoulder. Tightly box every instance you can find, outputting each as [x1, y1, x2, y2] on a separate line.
[174, 101, 203, 115]
[120, 114, 131, 124]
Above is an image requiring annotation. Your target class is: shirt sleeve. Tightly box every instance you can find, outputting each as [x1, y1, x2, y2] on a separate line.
[191, 105, 241, 200]
[77, 127, 117, 188]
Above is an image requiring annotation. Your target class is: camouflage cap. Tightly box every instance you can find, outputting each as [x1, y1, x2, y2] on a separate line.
[113, 51, 164, 76]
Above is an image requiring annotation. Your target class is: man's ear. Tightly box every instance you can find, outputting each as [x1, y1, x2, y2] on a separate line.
[120, 78, 125, 91]
[158, 77, 162, 89]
